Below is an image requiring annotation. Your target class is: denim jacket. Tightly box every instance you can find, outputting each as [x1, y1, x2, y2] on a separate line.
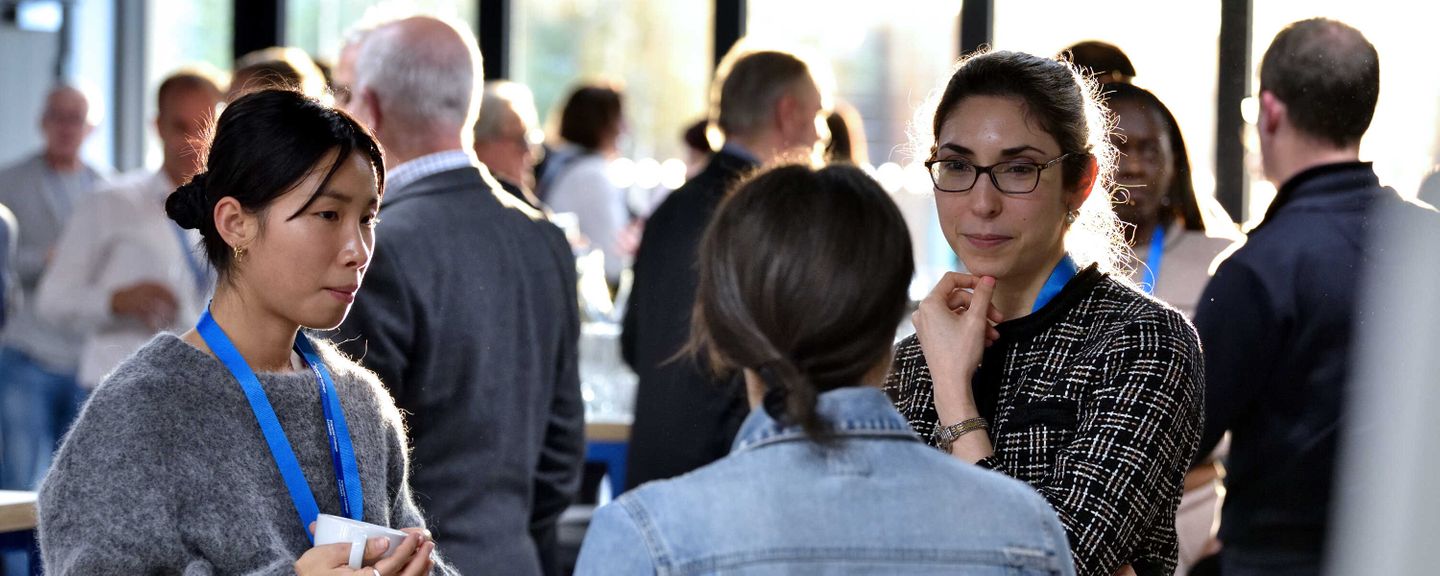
[575, 387, 1075, 575]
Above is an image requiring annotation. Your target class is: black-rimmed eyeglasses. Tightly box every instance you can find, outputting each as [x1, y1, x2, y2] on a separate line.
[923, 153, 1072, 194]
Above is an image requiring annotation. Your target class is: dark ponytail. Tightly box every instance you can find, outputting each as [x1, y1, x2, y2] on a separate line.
[690, 164, 914, 441]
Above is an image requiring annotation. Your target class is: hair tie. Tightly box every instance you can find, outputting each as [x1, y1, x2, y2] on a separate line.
[757, 363, 789, 423]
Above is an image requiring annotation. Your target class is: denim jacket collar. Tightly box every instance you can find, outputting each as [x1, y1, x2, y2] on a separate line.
[730, 387, 920, 453]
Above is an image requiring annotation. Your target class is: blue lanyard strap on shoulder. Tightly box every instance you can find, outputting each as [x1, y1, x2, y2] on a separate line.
[1139, 225, 1167, 295]
[197, 309, 362, 542]
[1032, 255, 1080, 313]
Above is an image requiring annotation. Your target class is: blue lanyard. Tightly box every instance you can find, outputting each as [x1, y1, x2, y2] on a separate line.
[1138, 226, 1167, 295]
[1032, 255, 1080, 313]
[197, 308, 363, 541]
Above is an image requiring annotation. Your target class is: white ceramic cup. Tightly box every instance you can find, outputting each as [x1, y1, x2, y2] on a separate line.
[313, 513, 409, 569]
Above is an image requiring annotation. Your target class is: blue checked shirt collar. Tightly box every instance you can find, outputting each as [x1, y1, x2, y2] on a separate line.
[386, 150, 475, 192]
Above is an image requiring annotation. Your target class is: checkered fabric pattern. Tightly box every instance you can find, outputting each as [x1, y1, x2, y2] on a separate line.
[386, 149, 475, 193]
[885, 268, 1204, 576]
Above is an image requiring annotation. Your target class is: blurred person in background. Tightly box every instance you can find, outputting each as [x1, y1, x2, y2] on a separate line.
[227, 46, 328, 102]
[1194, 19, 1422, 576]
[824, 100, 868, 165]
[886, 50, 1204, 576]
[578, 164, 1075, 575]
[0, 84, 106, 491]
[0, 203, 15, 330]
[623, 46, 829, 491]
[335, 16, 583, 576]
[1066, 41, 1241, 234]
[681, 118, 712, 180]
[1064, 40, 1136, 85]
[539, 83, 630, 288]
[1104, 82, 1238, 318]
[35, 69, 222, 394]
[474, 80, 545, 211]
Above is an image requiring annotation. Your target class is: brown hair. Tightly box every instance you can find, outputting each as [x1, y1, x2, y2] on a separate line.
[690, 164, 913, 440]
[558, 83, 623, 152]
[1260, 18, 1379, 147]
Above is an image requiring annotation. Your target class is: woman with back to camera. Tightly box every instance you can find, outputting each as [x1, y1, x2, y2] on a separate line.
[575, 164, 1077, 575]
[39, 89, 454, 575]
[886, 50, 1205, 576]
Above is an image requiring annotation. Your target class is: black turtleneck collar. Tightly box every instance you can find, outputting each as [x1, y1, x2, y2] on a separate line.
[1259, 161, 1377, 228]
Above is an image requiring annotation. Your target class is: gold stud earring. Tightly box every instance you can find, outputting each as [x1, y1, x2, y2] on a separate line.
[234, 245, 247, 263]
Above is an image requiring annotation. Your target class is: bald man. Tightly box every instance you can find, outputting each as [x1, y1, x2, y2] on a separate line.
[336, 17, 583, 576]
[0, 84, 106, 491]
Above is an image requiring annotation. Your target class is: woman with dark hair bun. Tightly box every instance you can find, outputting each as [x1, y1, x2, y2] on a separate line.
[574, 164, 1075, 575]
[39, 89, 455, 575]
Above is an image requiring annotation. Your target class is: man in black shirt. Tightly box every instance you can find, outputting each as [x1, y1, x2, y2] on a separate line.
[623, 47, 829, 490]
[1195, 18, 1423, 576]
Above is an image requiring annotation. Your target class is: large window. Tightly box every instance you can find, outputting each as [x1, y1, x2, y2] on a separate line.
[1248, 5, 1440, 218]
[286, 0, 477, 65]
[145, 0, 231, 168]
[994, 0, 1223, 214]
[748, 0, 963, 297]
[513, 0, 713, 165]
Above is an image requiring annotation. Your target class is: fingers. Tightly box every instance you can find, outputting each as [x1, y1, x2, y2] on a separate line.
[371, 533, 422, 574]
[293, 542, 353, 572]
[360, 536, 393, 564]
[398, 541, 436, 576]
[970, 276, 997, 320]
[925, 272, 980, 303]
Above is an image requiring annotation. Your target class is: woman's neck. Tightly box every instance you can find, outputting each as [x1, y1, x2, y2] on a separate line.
[991, 251, 1067, 321]
[189, 285, 302, 372]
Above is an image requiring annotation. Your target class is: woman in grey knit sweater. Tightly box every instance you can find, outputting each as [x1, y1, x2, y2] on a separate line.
[38, 89, 454, 575]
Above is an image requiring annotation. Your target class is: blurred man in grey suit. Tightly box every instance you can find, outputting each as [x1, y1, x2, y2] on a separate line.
[336, 16, 583, 576]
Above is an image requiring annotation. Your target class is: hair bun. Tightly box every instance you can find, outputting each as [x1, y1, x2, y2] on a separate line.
[166, 172, 210, 230]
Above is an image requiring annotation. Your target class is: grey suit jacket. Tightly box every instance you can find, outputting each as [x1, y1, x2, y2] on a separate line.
[336, 164, 583, 576]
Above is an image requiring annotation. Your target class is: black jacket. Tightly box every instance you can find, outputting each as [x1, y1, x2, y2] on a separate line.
[1195, 162, 1406, 561]
[621, 149, 757, 490]
[888, 267, 1204, 576]
[337, 165, 583, 576]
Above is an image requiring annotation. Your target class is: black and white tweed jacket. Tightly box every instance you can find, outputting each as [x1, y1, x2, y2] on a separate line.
[885, 266, 1204, 576]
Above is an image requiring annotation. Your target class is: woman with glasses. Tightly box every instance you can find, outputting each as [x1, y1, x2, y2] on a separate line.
[886, 50, 1204, 576]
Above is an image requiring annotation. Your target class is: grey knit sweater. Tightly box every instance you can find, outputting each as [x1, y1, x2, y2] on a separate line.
[38, 334, 457, 575]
